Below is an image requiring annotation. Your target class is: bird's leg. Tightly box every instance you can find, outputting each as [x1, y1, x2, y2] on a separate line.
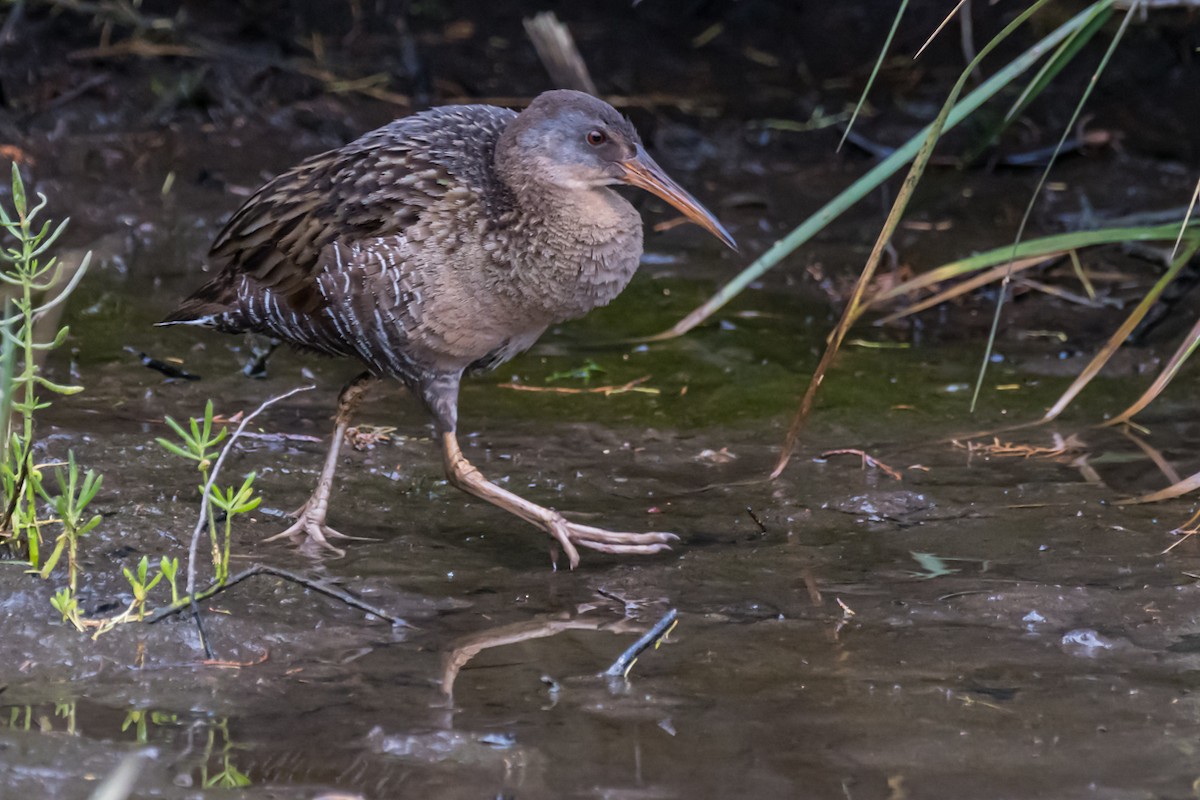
[440, 430, 678, 569]
[263, 371, 379, 555]
[242, 335, 280, 379]
[421, 372, 676, 568]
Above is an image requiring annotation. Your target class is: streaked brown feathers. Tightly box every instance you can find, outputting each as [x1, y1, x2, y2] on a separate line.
[200, 105, 518, 313]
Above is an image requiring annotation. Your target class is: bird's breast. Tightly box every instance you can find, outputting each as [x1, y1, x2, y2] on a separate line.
[491, 186, 644, 323]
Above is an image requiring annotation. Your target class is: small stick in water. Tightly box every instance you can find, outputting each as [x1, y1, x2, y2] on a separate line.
[604, 608, 678, 680]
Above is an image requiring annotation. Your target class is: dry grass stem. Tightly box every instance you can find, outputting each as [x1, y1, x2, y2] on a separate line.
[201, 649, 271, 669]
[499, 376, 660, 396]
[819, 449, 904, 481]
[1122, 469, 1200, 505]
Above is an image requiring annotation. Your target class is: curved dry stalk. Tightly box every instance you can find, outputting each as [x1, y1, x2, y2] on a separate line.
[1104, 317, 1200, 427]
[1175, 508, 1200, 535]
[1040, 237, 1200, 423]
[1117, 427, 1182, 486]
[1122, 470, 1200, 505]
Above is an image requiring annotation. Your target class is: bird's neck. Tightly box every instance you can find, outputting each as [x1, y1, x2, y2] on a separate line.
[536, 184, 635, 235]
[493, 140, 631, 230]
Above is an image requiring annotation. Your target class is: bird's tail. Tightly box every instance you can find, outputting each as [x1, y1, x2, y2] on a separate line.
[158, 271, 245, 330]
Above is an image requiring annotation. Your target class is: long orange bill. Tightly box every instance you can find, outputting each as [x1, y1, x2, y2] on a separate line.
[619, 146, 737, 251]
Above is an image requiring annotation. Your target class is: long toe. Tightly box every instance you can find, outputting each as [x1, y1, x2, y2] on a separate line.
[261, 518, 310, 545]
[547, 519, 679, 568]
[297, 523, 347, 558]
[566, 524, 679, 547]
[316, 524, 377, 542]
[575, 540, 675, 556]
[262, 514, 352, 556]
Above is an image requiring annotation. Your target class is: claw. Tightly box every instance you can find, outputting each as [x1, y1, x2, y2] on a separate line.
[544, 514, 678, 569]
[258, 373, 379, 557]
[262, 518, 346, 556]
[261, 497, 376, 556]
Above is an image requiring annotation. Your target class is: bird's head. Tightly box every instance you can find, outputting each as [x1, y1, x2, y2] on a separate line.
[499, 90, 736, 250]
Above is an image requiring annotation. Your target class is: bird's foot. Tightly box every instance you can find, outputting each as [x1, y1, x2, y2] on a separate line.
[542, 514, 678, 570]
[261, 500, 376, 556]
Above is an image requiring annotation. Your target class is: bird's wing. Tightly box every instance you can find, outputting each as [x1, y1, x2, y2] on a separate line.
[208, 105, 516, 314]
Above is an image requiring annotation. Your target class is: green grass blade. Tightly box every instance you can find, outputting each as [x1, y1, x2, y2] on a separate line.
[37, 536, 66, 579]
[838, 0, 909, 152]
[961, 4, 1113, 165]
[155, 438, 193, 461]
[771, 0, 1061, 477]
[867, 221, 1198, 306]
[649, 0, 1114, 341]
[1105, 316, 1200, 427]
[972, 0, 1140, 412]
[1004, 5, 1113, 125]
[1040, 236, 1200, 422]
[10, 163, 26, 220]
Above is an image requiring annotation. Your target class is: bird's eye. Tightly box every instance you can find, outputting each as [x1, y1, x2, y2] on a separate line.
[586, 130, 607, 146]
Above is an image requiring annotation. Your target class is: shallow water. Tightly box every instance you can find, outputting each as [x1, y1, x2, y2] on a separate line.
[4, 223, 1200, 798]
[4, 8, 1200, 797]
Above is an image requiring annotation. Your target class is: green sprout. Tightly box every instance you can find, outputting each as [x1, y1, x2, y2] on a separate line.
[122, 555, 164, 622]
[0, 162, 94, 566]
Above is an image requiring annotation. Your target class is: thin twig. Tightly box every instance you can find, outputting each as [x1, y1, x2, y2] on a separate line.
[146, 563, 409, 626]
[604, 608, 678, 679]
[202, 649, 270, 669]
[820, 448, 904, 481]
[498, 376, 659, 396]
[915, 0, 969, 60]
[184, 385, 314, 657]
[1169, 176, 1200, 262]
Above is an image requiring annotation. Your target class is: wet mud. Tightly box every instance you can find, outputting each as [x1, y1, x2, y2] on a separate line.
[3, 2, 1200, 798]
